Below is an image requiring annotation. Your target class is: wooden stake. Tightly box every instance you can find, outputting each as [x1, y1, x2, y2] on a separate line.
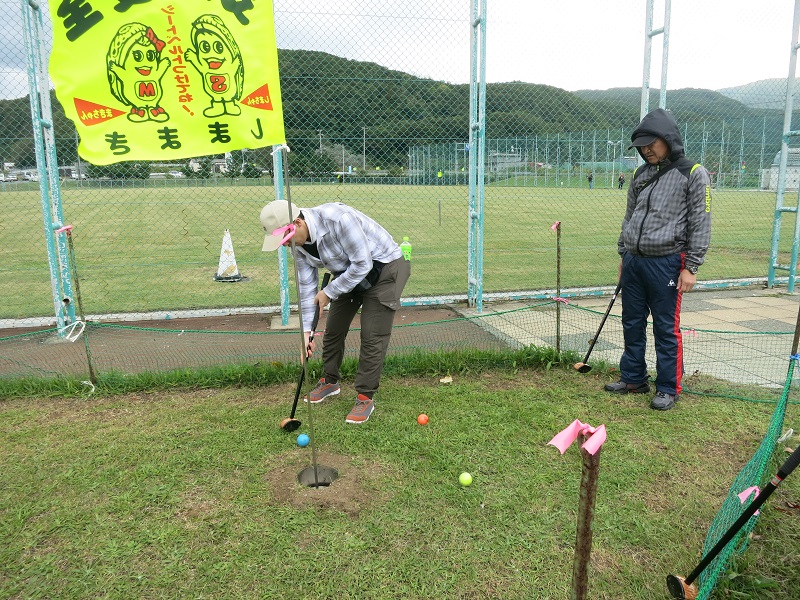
[571, 434, 602, 600]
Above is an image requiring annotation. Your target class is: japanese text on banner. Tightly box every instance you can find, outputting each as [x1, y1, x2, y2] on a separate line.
[49, 1, 284, 165]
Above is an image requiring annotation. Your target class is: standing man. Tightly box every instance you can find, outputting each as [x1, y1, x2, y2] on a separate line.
[587, 173, 594, 189]
[604, 108, 712, 410]
[618, 173, 626, 189]
[260, 201, 411, 424]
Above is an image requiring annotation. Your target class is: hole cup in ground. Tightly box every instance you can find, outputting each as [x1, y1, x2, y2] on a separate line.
[297, 465, 339, 487]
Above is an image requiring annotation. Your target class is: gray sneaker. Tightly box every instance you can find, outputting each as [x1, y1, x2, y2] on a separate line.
[308, 378, 340, 403]
[651, 391, 678, 410]
[345, 394, 374, 424]
[604, 380, 650, 394]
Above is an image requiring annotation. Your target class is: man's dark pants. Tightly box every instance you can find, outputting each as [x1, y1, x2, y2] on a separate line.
[619, 252, 684, 396]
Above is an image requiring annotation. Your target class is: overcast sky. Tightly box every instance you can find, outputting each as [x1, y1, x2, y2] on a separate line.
[487, 0, 797, 91]
[273, 0, 798, 91]
[1, 0, 797, 100]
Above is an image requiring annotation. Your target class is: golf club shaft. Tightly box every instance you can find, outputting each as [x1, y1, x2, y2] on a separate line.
[684, 443, 800, 585]
[288, 272, 331, 420]
[580, 281, 622, 364]
[790, 299, 800, 356]
[288, 365, 306, 420]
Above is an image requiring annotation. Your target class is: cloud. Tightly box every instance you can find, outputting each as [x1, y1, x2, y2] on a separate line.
[1, 1, 27, 99]
[274, 0, 470, 83]
[3, 0, 796, 102]
[1, 0, 53, 100]
[272, 0, 795, 91]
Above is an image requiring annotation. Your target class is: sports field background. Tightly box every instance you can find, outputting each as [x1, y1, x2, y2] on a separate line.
[0, 183, 784, 320]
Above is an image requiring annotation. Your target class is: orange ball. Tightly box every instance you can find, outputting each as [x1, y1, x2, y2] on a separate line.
[417, 413, 429, 425]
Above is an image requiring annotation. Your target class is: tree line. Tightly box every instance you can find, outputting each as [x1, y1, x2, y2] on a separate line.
[0, 49, 791, 178]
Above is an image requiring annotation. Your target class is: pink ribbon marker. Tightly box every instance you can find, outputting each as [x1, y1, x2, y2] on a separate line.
[55, 225, 73, 234]
[548, 419, 607, 456]
[553, 297, 569, 304]
[550, 221, 561, 231]
[738, 485, 761, 515]
[272, 223, 296, 245]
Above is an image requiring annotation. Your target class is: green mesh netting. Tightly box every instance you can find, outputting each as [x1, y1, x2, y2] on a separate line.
[692, 359, 792, 599]
[0, 300, 795, 387]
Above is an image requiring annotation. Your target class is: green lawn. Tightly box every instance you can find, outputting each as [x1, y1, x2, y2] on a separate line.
[0, 182, 785, 319]
[1, 362, 798, 599]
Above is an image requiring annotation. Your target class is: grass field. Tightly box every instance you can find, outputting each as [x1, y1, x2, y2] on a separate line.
[1, 357, 798, 599]
[0, 182, 787, 320]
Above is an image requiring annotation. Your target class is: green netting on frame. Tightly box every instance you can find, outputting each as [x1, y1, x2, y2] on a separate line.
[694, 359, 792, 599]
[1, 301, 796, 391]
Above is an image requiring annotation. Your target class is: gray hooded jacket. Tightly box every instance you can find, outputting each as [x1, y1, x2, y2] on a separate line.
[618, 108, 712, 271]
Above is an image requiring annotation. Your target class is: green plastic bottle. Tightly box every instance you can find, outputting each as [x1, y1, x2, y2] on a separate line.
[400, 236, 412, 261]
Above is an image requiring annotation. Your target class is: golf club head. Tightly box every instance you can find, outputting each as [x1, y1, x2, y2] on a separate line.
[573, 362, 592, 373]
[280, 417, 302, 432]
[666, 575, 697, 600]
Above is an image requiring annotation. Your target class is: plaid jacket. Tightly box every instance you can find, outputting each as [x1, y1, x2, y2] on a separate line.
[293, 203, 402, 330]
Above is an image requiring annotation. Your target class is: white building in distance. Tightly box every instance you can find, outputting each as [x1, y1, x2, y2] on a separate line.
[761, 148, 800, 191]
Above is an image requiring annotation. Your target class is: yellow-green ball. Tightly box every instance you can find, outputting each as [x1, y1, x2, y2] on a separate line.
[459, 472, 472, 486]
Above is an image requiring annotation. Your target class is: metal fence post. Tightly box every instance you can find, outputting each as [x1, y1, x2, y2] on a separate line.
[467, 0, 487, 311]
[768, 0, 800, 291]
[21, 0, 76, 334]
[272, 145, 292, 325]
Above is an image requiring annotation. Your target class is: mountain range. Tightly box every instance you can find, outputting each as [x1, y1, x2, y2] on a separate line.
[0, 50, 794, 171]
[718, 78, 797, 110]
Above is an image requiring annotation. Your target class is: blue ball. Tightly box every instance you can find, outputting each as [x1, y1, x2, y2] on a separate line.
[297, 433, 310, 447]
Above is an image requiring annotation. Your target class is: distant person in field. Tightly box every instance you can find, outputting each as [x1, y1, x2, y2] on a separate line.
[260, 201, 411, 424]
[604, 108, 712, 411]
[618, 173, 626, 189]
[587, 173, 594, 189]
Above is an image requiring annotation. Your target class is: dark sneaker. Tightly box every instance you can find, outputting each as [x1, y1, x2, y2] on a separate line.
[345, 394, 374, 424]
[308, 378, 340, 404]
[604, 380, 650, 394]
[651, 391, 678, 411]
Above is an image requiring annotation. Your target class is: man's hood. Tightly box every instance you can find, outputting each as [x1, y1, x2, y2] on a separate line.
[630, 108, 684, 162]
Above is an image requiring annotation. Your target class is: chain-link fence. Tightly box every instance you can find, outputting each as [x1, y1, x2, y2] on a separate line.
[0, 0, 798, 324]
[3, 6, 799, 600]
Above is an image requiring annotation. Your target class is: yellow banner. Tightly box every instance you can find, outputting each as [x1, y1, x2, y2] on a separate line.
[48, 1, 285, 165]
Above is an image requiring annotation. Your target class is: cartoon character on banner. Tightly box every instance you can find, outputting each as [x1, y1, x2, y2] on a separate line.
[185, 14, 244, 117]
[107, 23, 171, 123]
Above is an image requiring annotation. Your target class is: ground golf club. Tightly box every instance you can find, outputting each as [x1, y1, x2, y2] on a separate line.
[279, 273, 330, 432]
[666, 443, 800, 599]
[573, 281, 622, 373]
